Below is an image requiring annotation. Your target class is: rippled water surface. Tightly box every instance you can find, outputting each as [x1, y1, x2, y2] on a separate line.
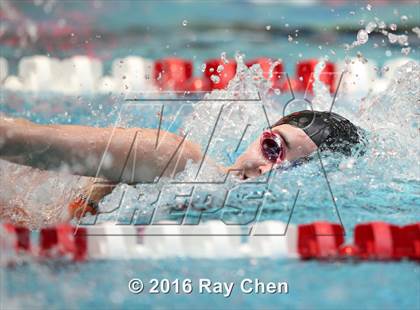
[1, 1, 419, 309]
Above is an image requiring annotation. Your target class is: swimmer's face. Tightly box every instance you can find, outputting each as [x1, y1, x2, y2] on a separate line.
[231, 124, 317, 179]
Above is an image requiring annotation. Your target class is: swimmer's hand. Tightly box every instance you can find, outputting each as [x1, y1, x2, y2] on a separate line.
[68, 178, 116, 219]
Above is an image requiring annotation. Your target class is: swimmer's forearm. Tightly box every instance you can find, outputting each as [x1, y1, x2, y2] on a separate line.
[0, 119, 109, 174]
[0, 117, 203, 182]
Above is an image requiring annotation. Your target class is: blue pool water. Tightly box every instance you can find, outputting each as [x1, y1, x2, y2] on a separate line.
[4, 259, 420, 309]
[1, 1, 420, 309]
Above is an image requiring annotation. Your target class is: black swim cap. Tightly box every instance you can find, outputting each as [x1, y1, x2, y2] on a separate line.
[272, 110, 365, 156]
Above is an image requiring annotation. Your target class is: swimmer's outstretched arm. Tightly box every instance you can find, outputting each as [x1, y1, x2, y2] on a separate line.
[0, 116, 203, 183]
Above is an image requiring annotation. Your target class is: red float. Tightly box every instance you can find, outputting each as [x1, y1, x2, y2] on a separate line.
[338, 244, 359, 258]
[297, 221, 344, 259]
[4, 223, 31, 252]
[354, 222, 401, 260]
[400, 223, 420, 260]
[39, 225, 87, 261]
[154, 58, 193, 91]
[295, 60, 336, 93]
[203, 59, 237, 90]
[279, 77, 301, 93]
[186, 76, 211, 93]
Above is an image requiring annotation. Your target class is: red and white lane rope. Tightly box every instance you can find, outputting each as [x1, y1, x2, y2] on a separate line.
[1, 221, 419, 263]
[1, 55, 416, 95]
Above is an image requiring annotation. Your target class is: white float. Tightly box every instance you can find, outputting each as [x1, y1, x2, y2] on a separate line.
[59, 56, 103, 94]
[180, 221, 242, 258]
[97, 76, 116, 93]
[336, 58, 378, 99]
[85, 223, 145, 259]
[18, 55, 61, 92]
[0, 57, 8, 82]
[141, 221, 185, 258]
[111, 56, 154, 94]
[246, 221, 298, 258]
[3, 76, 23, 91]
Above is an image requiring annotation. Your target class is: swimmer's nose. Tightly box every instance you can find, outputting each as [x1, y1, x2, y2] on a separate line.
[230, 159, 268, 180]
[241, 167, 263, 180]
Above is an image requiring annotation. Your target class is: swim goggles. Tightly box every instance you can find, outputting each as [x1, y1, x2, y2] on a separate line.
[260, 130, 286, 164]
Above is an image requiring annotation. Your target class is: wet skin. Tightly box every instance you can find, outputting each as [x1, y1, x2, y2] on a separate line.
[0, 116, 318, 216]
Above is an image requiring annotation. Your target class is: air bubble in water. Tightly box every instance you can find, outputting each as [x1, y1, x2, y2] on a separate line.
[216, 65, 224, 73]
[366, 4, 372, 11]
[389, 23, 397, 31]
[201, 64, 206, 72]
[401, 15, 408, 22]
[385, 50, 392, 57]
[265, 25, 271, 31]
[401, 47, 411, 55]
[288, 35, 293, 42]
[182, 20, 188, 27]
[357, 29, 369, 45]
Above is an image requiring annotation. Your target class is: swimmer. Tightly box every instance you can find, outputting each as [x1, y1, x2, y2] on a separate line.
[0, 110, 365, 219]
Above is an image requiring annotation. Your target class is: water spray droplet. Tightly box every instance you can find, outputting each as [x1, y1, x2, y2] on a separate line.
[401, 47, 411, 56]
[412, 27, 420, 38]
[221, 52, 229, 64]
[378, 21, 386, 29]
[366, 22, 377, 33]
[210, 75, 220, 84]
[182, 20, 188, 27]
[357, 29, 369, 45]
